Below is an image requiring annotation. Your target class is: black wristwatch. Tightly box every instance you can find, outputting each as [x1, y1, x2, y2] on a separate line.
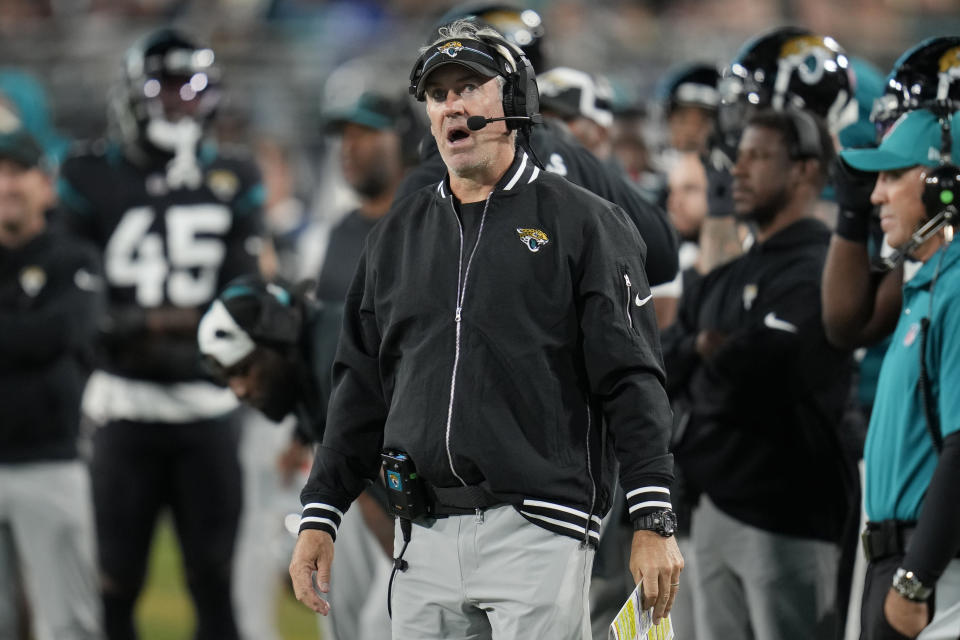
[633, 509, 677, 537]
[892, 568, 933, 602]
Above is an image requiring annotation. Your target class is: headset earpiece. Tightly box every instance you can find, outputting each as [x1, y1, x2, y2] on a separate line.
[476, 33, 540, 130]
[922, 163, 960, 220]
[922, 109, 960, 220]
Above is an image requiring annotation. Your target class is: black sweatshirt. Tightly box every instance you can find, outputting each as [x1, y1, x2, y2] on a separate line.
[662, 218, 856, 542]
[300, 152, 675, 544]
[0, 229, 103, 462]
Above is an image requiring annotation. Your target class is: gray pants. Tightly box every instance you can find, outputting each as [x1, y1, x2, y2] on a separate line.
[233, 412, 302, 640]
[325, 501, 393, 640]
[692, 495, 839, 640]
[0, 461, 103, 640]
[390, 505, 595, 640]
[589, 489, 634, 640]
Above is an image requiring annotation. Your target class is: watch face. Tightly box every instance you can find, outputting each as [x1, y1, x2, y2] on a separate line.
[649, 509, 677, 536]
[661, 510, 677, 535]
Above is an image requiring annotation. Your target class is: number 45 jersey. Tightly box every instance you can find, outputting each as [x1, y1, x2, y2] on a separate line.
[56, 140, 265, 423]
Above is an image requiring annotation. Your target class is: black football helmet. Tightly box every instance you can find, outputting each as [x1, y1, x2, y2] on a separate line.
[109, 28, 221, 155]
[870, 37, 960, 140]
[655, 63, 721, 116]
[436, 2, 546, 72]
[718, 26, 857, 151]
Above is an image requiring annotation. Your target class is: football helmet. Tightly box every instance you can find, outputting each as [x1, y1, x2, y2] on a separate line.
[110, 28, 221, 160]
[655, 63, 721, 116]
[870, 36, 960, 140]
[436, 2, 546, 72]
[718, 26, 857, 150]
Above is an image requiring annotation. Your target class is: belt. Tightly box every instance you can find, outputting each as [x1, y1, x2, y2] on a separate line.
[428, 485, 505, 517]
[863, 520, 960, 563]
[862, 520, 916, 563]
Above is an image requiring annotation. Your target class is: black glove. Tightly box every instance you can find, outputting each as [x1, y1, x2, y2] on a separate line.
[832, 156, 877, 243]
[703, 160, 735, 219]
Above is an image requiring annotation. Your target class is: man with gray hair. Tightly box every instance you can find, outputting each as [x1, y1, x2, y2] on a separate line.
[289, 20, 682, 639]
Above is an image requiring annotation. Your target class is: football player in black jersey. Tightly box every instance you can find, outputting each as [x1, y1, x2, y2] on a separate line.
[56, 29, 264, 640]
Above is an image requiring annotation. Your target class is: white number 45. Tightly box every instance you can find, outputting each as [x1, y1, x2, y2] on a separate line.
[105, 204, 232, 307]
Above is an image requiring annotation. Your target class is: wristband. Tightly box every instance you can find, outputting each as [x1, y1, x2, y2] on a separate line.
[835, 207, 871, 243]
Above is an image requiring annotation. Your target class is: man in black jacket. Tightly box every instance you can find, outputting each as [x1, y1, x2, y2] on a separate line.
[0, 128, 104, 639]
[288, 20, 681, 639]
[662, 109, 855, 640]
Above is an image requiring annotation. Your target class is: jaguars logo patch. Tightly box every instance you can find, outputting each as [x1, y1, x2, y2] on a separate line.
[439, 41, 464, 58]
[207, 169, 239, 201]
[742, 283, 758, 310]
[19, 265, 46, 297]
[517, 228, 549, 253]
[939, 46, 960, 74]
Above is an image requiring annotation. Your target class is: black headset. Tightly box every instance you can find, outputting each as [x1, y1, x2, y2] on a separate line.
[408, 30, 540, 131]
[219, 278, 302, 347]
[921, 106, 960, 221]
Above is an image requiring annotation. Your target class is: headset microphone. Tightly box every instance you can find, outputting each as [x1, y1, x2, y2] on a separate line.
[466, 114, 544, 131]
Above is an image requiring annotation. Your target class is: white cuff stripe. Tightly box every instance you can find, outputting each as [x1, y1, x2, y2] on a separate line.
[628, 500, 673, 513]
[522, 499, 602, 524]
[625, 486, 670, 500]
[520, 511, 601, 539]
[302, 503, 344, 518]
[299, 516, 340, 531]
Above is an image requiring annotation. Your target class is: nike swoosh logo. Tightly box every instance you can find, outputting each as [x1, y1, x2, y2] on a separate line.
[634, 292, 653, 307]
[764, 312, 798, 333]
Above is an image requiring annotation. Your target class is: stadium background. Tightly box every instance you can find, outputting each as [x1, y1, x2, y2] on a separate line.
[1, 0, 958, 638]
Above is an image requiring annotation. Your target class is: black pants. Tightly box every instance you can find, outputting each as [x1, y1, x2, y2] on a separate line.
[91, 416, 242, 640]
[861, 554, 935, 640]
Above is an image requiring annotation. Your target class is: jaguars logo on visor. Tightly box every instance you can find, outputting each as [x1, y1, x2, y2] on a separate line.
[439, 41, 464, 58]
[517, 228, 549, 252]
[939, 46, 960, 100]
[778, 36, 839, 93]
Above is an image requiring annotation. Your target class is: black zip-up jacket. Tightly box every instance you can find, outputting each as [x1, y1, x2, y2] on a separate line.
[662, 218, 856, 542]
[291, 299, 344, 444]
[300, 152, 675, 543]
[0, 228, 103, 462]
[395, 120, 679, 287]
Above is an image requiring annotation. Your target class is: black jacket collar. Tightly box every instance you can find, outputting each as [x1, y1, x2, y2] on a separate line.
[435, 150, 540, 200]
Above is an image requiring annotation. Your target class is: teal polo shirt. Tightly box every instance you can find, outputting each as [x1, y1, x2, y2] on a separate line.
[864, 239, 960, 522]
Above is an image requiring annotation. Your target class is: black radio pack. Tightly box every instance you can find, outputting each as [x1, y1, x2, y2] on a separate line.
[381, 451, 432, 521]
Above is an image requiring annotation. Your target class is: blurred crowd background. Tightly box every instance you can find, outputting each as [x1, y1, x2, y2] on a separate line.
[1, 0, 959, 235]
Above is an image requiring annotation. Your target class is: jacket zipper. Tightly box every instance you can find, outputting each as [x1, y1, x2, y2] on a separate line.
[444, 192, 493, 486]
[623, 273, 634, 330]
[583, 402, 597, 546]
